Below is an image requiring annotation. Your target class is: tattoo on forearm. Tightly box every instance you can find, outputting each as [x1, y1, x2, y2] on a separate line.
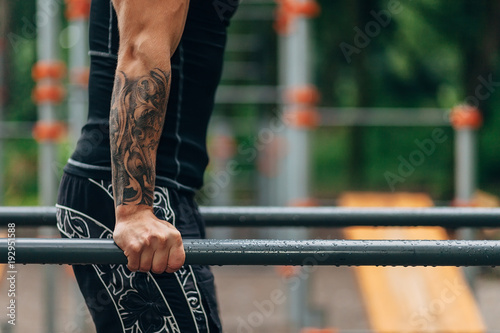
[110, 69, 170, 206]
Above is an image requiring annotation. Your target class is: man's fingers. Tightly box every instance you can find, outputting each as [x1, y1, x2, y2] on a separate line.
[124, 243, 142, 271]
[115, 220, 184, 273]
[150, 236, 169, 274]
[151, 247, 169, 274]
[165, 238, 186, 273]
[138, 246, 155, 272]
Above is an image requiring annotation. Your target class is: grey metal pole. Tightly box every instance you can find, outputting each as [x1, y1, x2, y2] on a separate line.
[455, 128, 477, 204]
[66, 5, 91, 331]
[36, 1, 64, 331]
[276, 18, 298, 332]
[277, 0, 320, 329]
[284, 10, 312, 207]
[67, 18, 89, 147]
[257, 115, 280, 207]
[451, 105, 482, 288]
[276, 31, 288, 208]
[36, 0, 62, 207]
[451, 105, 481, 206]
[3, 238, 500, 266]
[207, 118, 235, 240]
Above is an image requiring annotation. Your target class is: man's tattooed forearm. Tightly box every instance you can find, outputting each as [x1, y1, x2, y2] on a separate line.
[110, 69, 170, 206]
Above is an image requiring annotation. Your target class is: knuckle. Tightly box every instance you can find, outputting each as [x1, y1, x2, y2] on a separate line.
[149, 233, 164, 244]
[151, 264, 166, 275]
[139, 262, 151, 272]
[140, 235, 152, 247]
[170, 231, 182, 244]
[127, 242, 142, 254]
[169, 253, 186, 270]
[156, 236, 168, 248]
[127, 262, 139, 272]
[112, 233, 123, 245]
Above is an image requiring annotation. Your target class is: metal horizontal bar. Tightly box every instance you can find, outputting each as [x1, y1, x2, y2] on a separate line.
[0, 121, 36, 139]
[317, 107, 450, 127]
[215, 85, 278, 104]
[1, 238, 500, 266]
[226, 34, 262, 52]
[238, 0, 276, 5]
[232, 8, 275, 21]
[0, 206, 57, 227]
[1, 206, 500, 228]
[200, 206, 500, 228]
[221, 61, 263, 80]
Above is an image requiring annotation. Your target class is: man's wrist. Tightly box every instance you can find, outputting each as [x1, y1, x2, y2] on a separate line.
[115, 204, 153, 222]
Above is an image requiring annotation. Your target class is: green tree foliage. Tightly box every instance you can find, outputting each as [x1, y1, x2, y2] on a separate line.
[3, 0, 49, 205]
[312, 0, 500, 200]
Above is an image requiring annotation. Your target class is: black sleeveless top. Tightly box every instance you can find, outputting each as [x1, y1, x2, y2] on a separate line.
[65, 0, 237, 192]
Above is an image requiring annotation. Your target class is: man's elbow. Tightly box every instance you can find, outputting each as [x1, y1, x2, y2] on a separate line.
[118, 34, 173, 74]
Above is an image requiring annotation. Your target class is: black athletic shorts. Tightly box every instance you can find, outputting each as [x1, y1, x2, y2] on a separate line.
[56, 173, 222, 333]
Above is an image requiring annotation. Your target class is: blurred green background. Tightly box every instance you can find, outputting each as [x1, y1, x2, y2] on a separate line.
[2, 0, 500, 205]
